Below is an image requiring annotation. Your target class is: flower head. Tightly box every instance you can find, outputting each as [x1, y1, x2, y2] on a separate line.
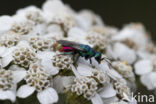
[52, 54, 73, 71]
[86, 30, 108, 53]
[25, 9, 44, 24]
[112, 61, 135, 82]
[25, 62, 51, 92]
[17, 62, 58, 104]
[12, 47, 37, 68]
[71, 76, 98, 100]
[0, 32, 20, 48]
[0, 69, 13, 91]
[91, 69, 110, 85]
[0, 69, 18, 102]
[29, 35, 53, 51]
[113, 79, 130, 99]
[10, 21, 34, 35]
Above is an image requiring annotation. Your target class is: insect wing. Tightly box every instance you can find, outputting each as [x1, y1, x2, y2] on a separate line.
[57, 40, 85, 51]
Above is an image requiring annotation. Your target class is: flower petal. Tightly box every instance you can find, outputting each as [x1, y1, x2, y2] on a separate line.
[91, 93, 103, 104]
[1, 47, 15, 67]
[41, 59, 59, 75]
[68, 27, 89, 44]
[98, 61, 110, 71]
[134, 59, 152, 75]
[37, 51, 55, 60]
[102, 96, 118, 104]
[2, 54, 13, 67]
[0, 90, 16, 102]
[0, 16, 13, 34]
[17, 85, 35, 98]
[17, 41, 30, 48]
[37, 87, 58, 104]
[99, 83, 116, 98]
[141, 72, 156, 90]
[12, 68, 27, 83]
[53, 76, 74, 93]
[71, 65, 81, 77]
[107, 69, 122, 80]
[0, 46, 6, 56]
[111, 43, 136, 64]
[77, 63, 93, 76]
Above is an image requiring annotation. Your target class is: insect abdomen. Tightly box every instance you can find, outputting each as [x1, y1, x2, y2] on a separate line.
[59, 46, 75, 52]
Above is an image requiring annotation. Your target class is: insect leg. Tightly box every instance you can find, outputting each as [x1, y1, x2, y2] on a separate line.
[75, 54, 80, 62]
[101, 57, 113, 69]
[89, 59, 92, 65]
[73, 54, 80, 68]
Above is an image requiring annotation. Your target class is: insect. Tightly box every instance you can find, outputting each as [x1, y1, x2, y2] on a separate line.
[54, 40, 107, 66]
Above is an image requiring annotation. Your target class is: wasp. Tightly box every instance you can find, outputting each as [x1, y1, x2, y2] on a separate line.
[53, 40, 112, 67]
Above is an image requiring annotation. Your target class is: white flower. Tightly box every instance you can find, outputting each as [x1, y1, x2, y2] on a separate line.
[113, 79, 130, 99]
[0, 0, 145, 103]
[17, 62, 58, 104]
[141, 72, 156, 90]
[91, 69, 110, 85]
[71, 76, 98, 100]
[68, 27, 90, 44]
[12, 47, 37, 68]
[10, 20, 34, 35]
[52, 54, 74, 71]
[15, 5, 44, 24]
[36, 51, 59, 75]
[106, 42, 136, 64]
[0, 16, 14, 35]
[0, 46, 15, 67]
[112, 23, 149, 50]
[134, 58, 156, 90]
[75, 10, 104, 30]
[71, 60, 117, 104]
[15, 6, 47, 36]
[46, 24, 64, 40]
[0, 41, 32, 68]
[0, 32, 20, 48]
[86, 29, 109, 52]
[25, 7, 44, 24]
[112, 61, 136, 90]
[134, 59, 153, 75]
[29, 35, 54, 51]
[42, 0, 76, 32]
[89, 26, 118, 37]
[53, 75, 74, 93]
[0, 69, 25, 102]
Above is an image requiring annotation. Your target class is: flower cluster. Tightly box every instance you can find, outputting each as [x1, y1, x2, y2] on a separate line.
[52, 54, 73, 71]
[70, 69, 111, 100]
[29, 35, 53, 51]
[10, 21, 34, 35]
[0, 69, 13, 91]
[0, 0, 155, 104]
[0, 32, 20, 47]
[12, 47, 37, 68]
[71, 76, 98, 100]
[25, 62, 51, 92]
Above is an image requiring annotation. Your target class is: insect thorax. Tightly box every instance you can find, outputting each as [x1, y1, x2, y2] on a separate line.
[79, 45, 96, 58]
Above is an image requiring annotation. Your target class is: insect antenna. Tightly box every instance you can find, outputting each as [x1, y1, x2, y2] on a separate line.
[101, 57, 114, 69]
